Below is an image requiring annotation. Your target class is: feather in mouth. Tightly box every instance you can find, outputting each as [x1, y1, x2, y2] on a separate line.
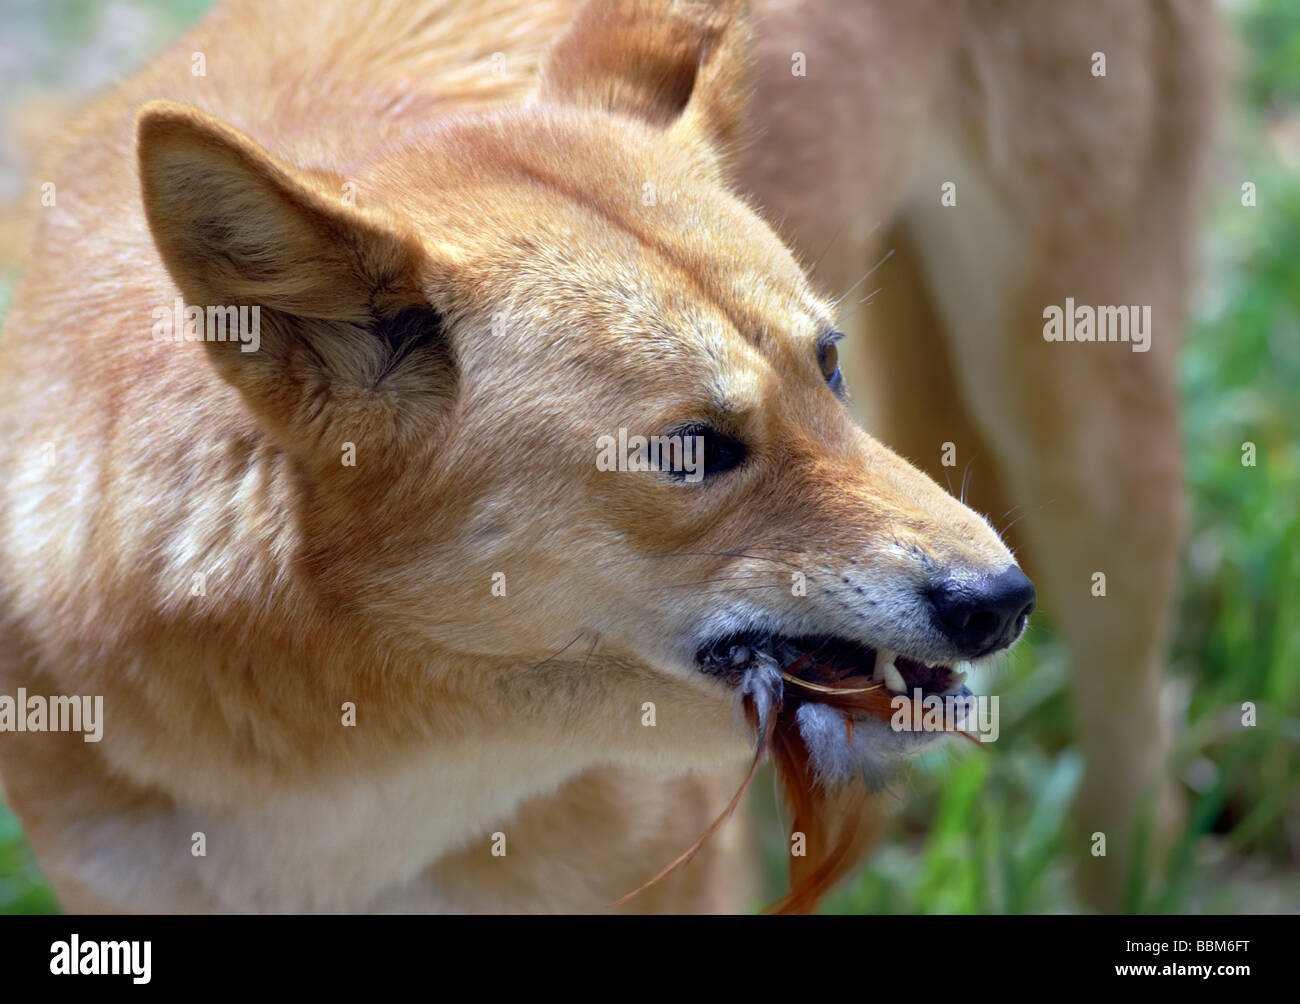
[699, 633, 972, 702]
[613, 633, 980, 913]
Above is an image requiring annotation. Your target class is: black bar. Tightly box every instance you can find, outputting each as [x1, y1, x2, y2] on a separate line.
[0, 914, 1281, 990]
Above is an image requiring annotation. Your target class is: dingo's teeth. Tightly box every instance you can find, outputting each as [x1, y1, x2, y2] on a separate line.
[944, 670, 968, 694]
[874, 648, 905, 692]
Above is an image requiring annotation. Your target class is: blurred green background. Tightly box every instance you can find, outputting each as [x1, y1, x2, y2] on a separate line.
[0, 0, 1297, 914]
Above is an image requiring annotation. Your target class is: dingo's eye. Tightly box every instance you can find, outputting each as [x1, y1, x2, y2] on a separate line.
[671, 423, 747, 479]
[818, 331, 845, 394]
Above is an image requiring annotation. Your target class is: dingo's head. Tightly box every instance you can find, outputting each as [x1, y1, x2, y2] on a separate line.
[137, 0, 1032, 780]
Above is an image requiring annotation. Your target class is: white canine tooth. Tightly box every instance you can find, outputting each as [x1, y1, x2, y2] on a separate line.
[942, 662, 973, 695]
[882, 661, 906, 694]
[873, 648, 896, 681]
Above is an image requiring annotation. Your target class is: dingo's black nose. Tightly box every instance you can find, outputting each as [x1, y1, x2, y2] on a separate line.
[928, 566, 1036, 657]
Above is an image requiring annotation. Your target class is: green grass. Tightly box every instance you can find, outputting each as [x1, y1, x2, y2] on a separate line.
[0, 804, 59, 914]
[2, 0, 1298, 914]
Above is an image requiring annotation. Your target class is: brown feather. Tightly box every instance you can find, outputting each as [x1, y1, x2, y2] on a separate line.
[615, 647, 985, 912]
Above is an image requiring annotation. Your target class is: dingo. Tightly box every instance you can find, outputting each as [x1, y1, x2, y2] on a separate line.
[0, 0, 1210, 912]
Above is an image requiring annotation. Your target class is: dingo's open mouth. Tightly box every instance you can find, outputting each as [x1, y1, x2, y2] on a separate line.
[696, 633, 972, 703]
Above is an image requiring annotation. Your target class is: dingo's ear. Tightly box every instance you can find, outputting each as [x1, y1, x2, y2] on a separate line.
[137, 101, 455, 452]
[138, 101, 423, 321]
[538, 0, 752, 172]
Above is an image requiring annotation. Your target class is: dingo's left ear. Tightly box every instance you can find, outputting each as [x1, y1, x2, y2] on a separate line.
[538, 0, 752, 173]
[137, 101, 457, 457]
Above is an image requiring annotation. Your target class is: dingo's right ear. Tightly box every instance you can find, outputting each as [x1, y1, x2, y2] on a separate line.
[137, 101, 457, 455]
[538, 0, 752, 176]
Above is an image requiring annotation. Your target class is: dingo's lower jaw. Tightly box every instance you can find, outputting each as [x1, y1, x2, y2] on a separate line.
[696, 632, 973, 701]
